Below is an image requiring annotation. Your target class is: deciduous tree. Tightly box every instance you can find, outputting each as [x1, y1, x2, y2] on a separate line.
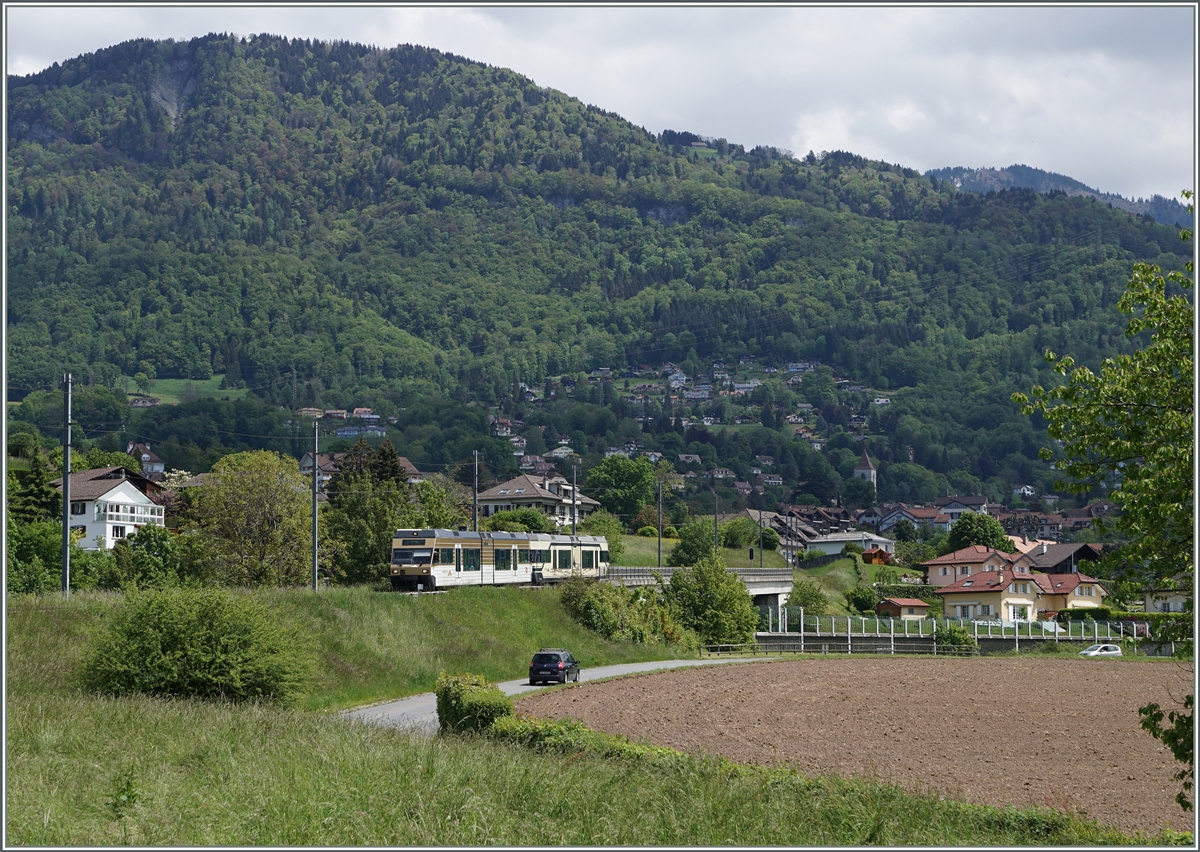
[944, 512, 1017, 554]
[189, 450, 312, 586]
[1015, 192, 1194, 810]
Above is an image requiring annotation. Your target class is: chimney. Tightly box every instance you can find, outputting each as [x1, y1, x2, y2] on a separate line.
[1040, 542, 1047, 555]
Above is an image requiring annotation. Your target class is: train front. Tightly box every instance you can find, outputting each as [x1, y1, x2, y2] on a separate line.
[390, 530, 435, 591]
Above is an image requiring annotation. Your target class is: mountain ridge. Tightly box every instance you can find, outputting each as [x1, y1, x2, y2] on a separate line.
[5, 33, 1192, 506]
[925, 164, 1191, 228]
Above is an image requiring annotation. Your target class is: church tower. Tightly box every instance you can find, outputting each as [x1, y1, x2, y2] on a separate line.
[853, 448, 876, 487]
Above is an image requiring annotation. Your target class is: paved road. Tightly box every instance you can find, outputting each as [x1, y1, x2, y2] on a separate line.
[341, 658, 750, 735]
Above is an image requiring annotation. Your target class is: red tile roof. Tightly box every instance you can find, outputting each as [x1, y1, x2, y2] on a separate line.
[921, 545, 1023, 567]
[879, 598, 930, 608]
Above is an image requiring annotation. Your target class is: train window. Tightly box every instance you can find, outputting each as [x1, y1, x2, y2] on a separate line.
[518, 548, 530, 563]
[556, 550, 571, 571]
[436, 549, 455, 565]
[531, 549, 548, 564]
[401, 538, 425, 546]
[394, 549, 431, 564]
[495, 549, 512, 571]
[600, 550, 610, 562]
[463, 548, 481, 571]
[582, 550, 594, 569]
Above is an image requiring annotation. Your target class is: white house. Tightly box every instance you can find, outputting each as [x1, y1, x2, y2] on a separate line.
[53, 466, 165, 550]
[126, 442, 166, 478]
[802, 531, 895, 556]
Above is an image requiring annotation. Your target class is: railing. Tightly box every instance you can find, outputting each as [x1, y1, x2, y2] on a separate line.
[608, 566, 793, 586]
[759, 608, 1152, 642]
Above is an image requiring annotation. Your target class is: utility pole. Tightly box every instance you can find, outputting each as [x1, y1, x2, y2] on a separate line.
[61, 373, 72, 598]
[472, 450, 479, 533]
[713, 489, 719, 554]
[312, 420, 319, 592]
[758, 509, 763, 569]
[656, 479, 662, 568]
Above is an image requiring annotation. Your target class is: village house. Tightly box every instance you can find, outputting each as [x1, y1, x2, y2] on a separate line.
[1143, 586, 1190, 613]
[933, 495, 991, 522]
[877, 505, 952, 534]
[125, 442, 166, 479]
[920, 545, 1034, 588]
[476, 473, 600, 528]
[1024, 542, 1105, 574]
[876, 598, 930, 620]
[1032, 572, 1107, 615]
[52, 467, 165, 550]
[935, 567, 1042, 621]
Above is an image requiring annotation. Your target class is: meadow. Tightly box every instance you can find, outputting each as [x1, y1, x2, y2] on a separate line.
[5, 586, 1186, 845]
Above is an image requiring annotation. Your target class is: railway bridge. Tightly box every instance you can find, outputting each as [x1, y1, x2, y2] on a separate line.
[603, 566, 793, 607]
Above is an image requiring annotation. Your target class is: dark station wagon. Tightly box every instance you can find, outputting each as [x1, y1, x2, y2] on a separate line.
[529, 648, 580, 685]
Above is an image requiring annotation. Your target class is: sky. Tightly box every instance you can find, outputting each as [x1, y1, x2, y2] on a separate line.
[3, 4, 1196, 202]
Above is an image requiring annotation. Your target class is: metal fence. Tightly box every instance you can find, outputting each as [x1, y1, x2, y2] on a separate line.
[610, 566, 794, 586]
[758, 606, 1153, 643]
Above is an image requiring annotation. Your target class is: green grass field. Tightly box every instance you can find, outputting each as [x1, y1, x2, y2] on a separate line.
[613, 533, 788, 569]
[5, 587, 1186, 846]
[125, 375, 249, 404]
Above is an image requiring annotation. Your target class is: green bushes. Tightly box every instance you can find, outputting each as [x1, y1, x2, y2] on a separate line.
[935, 622, 978, 654]
[843, 584, 879, 614]
[434, 672, 514, 733]
[665, 552, 758, 645]
[81, 588, 314, 706]
[558, 576, 693, 647]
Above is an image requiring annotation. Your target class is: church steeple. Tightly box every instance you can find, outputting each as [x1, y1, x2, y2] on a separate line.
[854, 448, 876, 486]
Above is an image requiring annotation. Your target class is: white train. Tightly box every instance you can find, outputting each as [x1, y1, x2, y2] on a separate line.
[389, 529, 610, 591]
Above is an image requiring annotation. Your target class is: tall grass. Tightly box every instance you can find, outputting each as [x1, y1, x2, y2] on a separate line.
[6, 691, 1160, 846]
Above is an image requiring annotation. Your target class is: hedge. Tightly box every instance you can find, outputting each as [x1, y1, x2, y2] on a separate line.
[434, 672, 514, 733]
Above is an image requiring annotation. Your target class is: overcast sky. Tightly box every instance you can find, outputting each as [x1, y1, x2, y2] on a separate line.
[4, 4, 1196, 202]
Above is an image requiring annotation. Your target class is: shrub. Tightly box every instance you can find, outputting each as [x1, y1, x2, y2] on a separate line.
[669, 520, 717, 567]
[434, 672, 514, 733]
[666, 552, 757, 645]
[936, 622, 978, 654]
[558, 575, 693, 646]
[843, 584, 879, 614]
[636, 526, 658, 537]
[663, 525, 678, 539]
[787, 577, 830, 616]
[841, 542, 864, 556]
[81, 588, 314, 705]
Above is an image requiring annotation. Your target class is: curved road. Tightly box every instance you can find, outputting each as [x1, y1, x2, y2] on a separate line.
[341, 658, 750, 735]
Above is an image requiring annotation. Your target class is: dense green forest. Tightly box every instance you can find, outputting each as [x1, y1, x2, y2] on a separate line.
[6, 33, 1192, 518]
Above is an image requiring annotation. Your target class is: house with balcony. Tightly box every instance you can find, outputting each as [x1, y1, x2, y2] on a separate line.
[476, 474, 600, 528]
[52, 466, 165, 550]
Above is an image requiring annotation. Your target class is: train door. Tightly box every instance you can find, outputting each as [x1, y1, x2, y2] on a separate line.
[455, 545, 462, 574]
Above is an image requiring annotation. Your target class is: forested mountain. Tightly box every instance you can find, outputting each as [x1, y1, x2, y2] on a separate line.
[925, 164, 1192, 229]
[6, 34, 1192, 512]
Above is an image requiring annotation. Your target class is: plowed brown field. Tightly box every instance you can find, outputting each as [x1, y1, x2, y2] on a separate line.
[516, 656, 1194, 836]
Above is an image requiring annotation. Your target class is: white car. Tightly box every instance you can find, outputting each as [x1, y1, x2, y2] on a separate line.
[1078, 643, 1122, 657]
